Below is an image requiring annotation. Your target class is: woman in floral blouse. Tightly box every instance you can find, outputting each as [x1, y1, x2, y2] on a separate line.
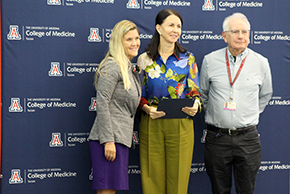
[137, 9, 202, 194]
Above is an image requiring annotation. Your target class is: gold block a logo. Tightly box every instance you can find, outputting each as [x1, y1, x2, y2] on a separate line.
[202, 0, 215, 11]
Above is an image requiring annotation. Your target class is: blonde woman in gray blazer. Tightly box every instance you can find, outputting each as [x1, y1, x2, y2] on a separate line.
[88, 20, 141, 194]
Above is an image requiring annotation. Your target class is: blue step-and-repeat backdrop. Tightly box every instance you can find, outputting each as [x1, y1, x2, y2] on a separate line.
[1, 0, 290, 193]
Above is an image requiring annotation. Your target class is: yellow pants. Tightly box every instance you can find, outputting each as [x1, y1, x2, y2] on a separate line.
[139, 114, 194, 194]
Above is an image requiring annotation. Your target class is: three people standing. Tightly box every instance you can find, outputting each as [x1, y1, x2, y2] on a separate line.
[88, 10, 272, 194]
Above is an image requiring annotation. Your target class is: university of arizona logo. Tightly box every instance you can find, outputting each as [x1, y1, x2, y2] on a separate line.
[201, 129, 207, 143]
[47, 0, 61, 5]
[9, 98, 23, 112]
[49, 133, 64, 147]
[89, 168, 93, 180]
[202, 0, 215, 11]
[9, 169, 23, 184]
[89, 97, 97, 111]
[88, 28, 102, 42]
[133, 131, 139, 144]
[7, 25, 22, 40]
[48, 62, 63, 76]
[126, 0, 140, 9]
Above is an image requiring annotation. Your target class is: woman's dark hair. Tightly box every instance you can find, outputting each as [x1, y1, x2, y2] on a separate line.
[146, 9, 187, 59]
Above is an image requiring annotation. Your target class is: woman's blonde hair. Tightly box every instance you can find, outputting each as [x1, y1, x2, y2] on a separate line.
[95, 20, 139, 90]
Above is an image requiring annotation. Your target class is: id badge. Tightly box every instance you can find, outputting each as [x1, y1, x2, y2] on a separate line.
[224, 101, 236, 111]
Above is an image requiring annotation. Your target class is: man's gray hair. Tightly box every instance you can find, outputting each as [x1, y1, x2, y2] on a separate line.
[222, 13, 251, 31]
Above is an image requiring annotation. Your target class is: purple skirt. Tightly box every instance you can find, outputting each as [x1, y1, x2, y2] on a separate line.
[89, 141, 129, 191]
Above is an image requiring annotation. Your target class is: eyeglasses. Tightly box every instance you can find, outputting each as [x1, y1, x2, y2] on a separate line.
[225, 29, 250, 36]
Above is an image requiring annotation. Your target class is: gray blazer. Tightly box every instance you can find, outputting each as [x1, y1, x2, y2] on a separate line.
[88, 58, 141, 148]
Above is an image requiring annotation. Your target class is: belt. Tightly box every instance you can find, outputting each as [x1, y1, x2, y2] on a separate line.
[207, 124, 257, 136]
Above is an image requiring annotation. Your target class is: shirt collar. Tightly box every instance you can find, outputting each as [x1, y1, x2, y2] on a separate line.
[227, 47, 248, 61]
[155, 45, 181, 61]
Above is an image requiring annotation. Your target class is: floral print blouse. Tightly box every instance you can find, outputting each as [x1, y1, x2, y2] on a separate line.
[137, 49, 202, 106]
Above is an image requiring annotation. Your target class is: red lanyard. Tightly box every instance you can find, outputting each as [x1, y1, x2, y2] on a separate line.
[225, 49, 247, 87]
